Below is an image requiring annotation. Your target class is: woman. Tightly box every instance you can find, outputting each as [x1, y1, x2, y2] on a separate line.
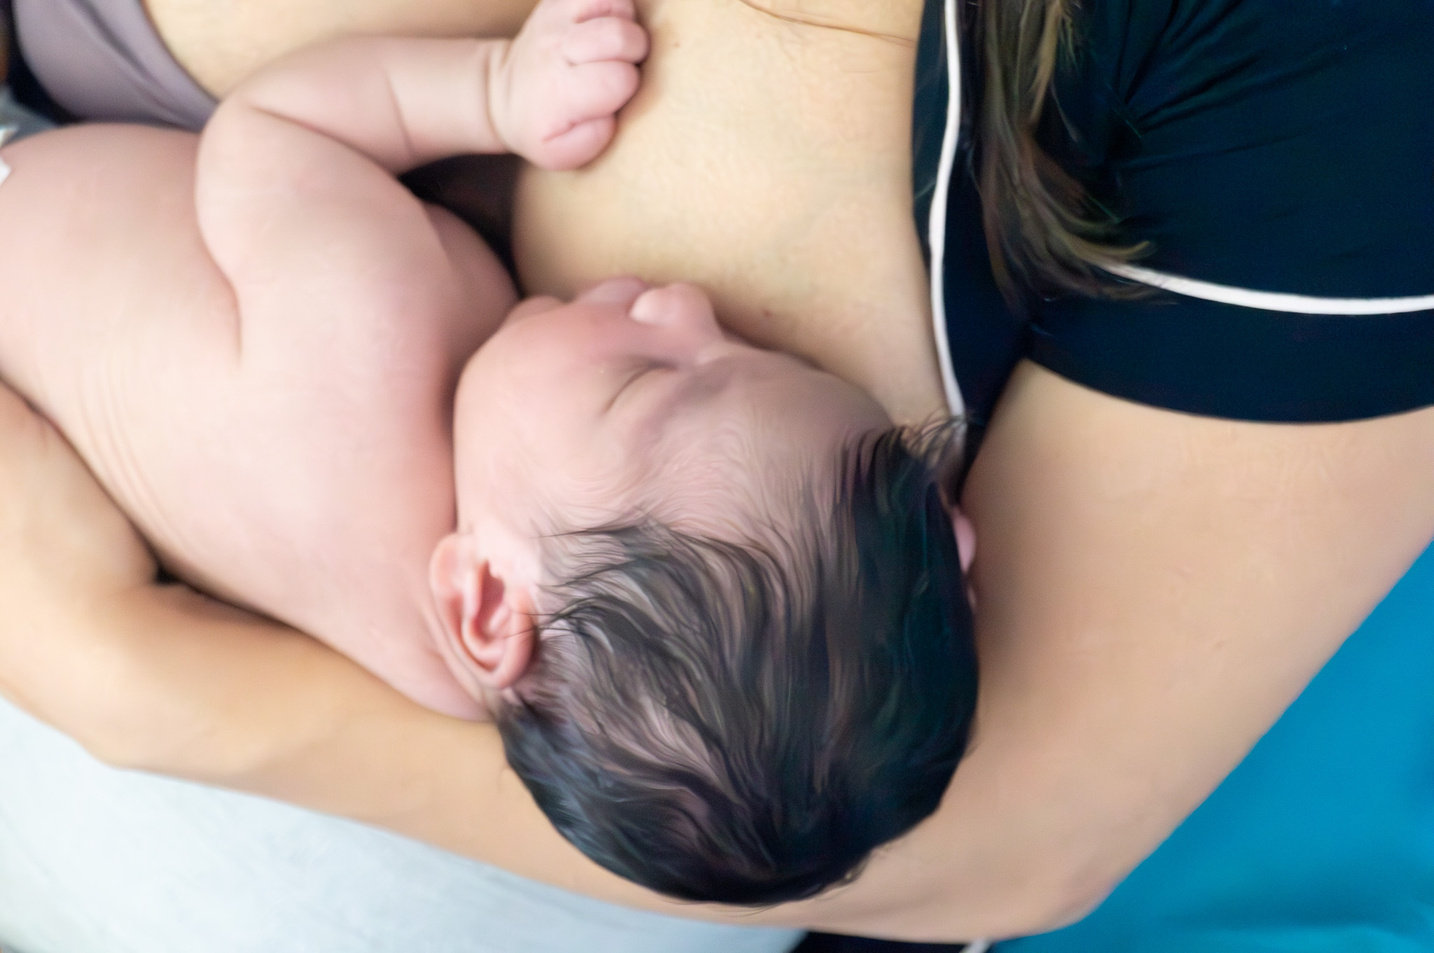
[2, 0, 1432, 949]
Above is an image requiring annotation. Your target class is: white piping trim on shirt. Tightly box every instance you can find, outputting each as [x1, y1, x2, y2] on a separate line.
[925, 9, 993, 947]
[927, 0, 967, 419]
[1108, 262, 1434, 315]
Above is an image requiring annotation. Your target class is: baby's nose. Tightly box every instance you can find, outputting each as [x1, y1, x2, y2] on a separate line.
[579, 276, 650, 306]
[628, 283, 717, 334]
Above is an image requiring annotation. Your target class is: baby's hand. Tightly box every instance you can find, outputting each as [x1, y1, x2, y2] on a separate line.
[491, 0, 649, 171]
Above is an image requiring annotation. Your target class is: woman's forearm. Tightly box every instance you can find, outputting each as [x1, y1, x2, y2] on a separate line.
[68, 581, 1011, 938]
[899, 364, 1434, 938]
[51, 509, 1062, 941]
[758, 366, 1434, 944]
[73, 581, 685, 914]
[13, 355, 1431, 942]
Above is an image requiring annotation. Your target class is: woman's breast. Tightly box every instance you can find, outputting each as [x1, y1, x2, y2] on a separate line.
[512, 0, 946, 423]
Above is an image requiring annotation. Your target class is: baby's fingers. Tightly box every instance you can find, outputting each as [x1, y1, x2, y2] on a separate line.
[540, 116, 618, 170]
[562, 14, 649, 65]
[566, 0, 637, 26]
[561, 59, 641, 124]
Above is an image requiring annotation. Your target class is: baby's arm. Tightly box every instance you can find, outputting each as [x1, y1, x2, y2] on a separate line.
[213, 0, 647, 175]
[195, 0, 647, 376]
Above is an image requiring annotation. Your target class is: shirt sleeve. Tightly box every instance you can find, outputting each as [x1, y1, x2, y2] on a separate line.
[931, 0, 1434, 426]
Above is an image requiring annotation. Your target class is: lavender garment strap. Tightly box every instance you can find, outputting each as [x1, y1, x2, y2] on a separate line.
[14, 0, 215, 130]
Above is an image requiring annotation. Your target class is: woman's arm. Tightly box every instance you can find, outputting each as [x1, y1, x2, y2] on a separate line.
[805, 363, 1434, 940]
[337, 359, 1430, 942]
[0, 376, 666, 908]
[11, 358, 1431, 943]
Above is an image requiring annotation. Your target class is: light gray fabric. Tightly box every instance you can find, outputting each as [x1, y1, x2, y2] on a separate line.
[0, 696, 802, 953]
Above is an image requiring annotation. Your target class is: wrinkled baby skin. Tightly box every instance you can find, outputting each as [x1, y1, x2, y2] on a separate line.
[0, 0, 649, 718]
[0, 0, 890, 722]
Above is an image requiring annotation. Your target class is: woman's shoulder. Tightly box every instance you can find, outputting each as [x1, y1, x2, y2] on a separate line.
[928, 0, 1434, 430]
[1055, 0, 1434, 275]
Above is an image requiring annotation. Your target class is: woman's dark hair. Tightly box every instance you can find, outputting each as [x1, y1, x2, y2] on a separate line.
[975, 0, 1145, 302]
[495, 426, 978, 905]
[733, 0, 1143, 303]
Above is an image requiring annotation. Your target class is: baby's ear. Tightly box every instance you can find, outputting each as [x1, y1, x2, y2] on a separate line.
[429, 534, 536, 692]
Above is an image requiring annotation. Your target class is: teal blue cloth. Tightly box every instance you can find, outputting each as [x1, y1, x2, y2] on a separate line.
[996, 539, 1434, 953]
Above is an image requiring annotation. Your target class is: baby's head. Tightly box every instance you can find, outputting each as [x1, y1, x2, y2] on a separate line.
[430, 279, 978, 904]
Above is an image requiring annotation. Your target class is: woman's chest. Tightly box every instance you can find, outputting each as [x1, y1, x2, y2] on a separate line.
[512, 0, 946, 422]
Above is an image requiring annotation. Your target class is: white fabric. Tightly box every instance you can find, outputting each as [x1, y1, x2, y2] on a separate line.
[926, 7, 987, 944]
[0, 697, 802, 953]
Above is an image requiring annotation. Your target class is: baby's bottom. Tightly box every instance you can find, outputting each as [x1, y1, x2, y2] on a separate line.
[0, 695, 802, 953]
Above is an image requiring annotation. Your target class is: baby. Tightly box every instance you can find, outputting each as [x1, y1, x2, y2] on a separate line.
[0, 0, 976, 905]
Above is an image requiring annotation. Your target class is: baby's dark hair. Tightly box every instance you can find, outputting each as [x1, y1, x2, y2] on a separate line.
[495, 424, 978, 905]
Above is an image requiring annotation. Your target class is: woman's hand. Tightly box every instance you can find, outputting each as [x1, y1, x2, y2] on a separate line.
[0, 380, 159, 738]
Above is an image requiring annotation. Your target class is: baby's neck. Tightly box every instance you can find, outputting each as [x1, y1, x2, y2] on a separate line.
[174, 513, 483, 720]
[355, 559, 486, 720]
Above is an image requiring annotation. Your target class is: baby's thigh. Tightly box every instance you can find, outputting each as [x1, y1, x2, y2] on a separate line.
[0, 696, 802, 953]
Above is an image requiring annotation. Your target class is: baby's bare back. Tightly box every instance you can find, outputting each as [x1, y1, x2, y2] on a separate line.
[0, 6, 648, 716]
[0, 123, 510, 716]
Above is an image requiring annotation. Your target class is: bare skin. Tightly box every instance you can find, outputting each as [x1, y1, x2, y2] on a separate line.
[151, 0, 946, 424]
[3, 0, 1432, 942]
[0, 0, 652, 718]
[146, 0, 538, 96]
[6, 361, 1429, 942]
[511, 0, 942, 423]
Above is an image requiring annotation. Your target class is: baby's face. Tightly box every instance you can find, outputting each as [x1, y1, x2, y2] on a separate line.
[451, 278, 890, 554]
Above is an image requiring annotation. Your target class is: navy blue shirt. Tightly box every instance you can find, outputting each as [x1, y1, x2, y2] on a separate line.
[915, 0, 1434, 433]
[900, 4, 1434, 952]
